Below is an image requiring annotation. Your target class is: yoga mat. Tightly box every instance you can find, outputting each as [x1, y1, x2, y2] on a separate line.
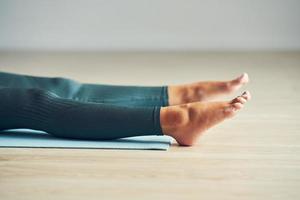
[0, 129, 172, 150]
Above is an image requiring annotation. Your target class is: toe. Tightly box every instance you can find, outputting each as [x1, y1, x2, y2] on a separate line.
[231, 95, 245, 104]
[240, 73, 249, 84]
[233, 102, 243, 110]
[242, 91, 251, 100]
[232, 91, 251, 104]
[224, 102, 242, 116]
[225, 73, 249, 93]
[237, 96, 247, 104]
[232, 73, 249, 85]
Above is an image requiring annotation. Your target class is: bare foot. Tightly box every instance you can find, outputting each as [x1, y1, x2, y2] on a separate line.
[168, 73, 249, 105]
[160, 91, 251, 146]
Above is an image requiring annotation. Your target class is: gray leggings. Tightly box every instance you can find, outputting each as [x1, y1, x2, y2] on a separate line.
[0, 72, 169, 140]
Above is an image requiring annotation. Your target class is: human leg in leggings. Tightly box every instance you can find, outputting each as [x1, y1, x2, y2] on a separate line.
[0, 87, 163, 140]
[0, 71, 169, 107]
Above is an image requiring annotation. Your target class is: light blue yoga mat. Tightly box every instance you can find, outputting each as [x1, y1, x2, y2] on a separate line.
[0, 129, 172, 150]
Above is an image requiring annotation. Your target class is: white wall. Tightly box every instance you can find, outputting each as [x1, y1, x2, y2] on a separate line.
[0, 0, 299, 51]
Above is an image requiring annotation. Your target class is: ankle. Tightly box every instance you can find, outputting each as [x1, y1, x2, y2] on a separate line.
[168, 85, 194, 105]
[167, 86, 181, 105]
[160, 105, 189, 137]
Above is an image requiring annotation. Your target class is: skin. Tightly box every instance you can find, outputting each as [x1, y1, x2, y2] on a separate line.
[167, 73, 249, 105]
[160, 73, 251, 146]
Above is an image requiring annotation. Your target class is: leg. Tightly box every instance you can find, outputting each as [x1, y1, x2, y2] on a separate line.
[0, 71, 168, 107]
[0, 88, 163, 139]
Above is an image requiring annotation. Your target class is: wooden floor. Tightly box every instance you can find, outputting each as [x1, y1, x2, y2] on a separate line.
[0, 52, 299, 200]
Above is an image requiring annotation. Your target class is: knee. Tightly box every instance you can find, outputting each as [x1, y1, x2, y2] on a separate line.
[23, 88, 59, 107]
[51, 77, 79, 89]
[26, 88, 57, 98]
[0, 88, 57, 108]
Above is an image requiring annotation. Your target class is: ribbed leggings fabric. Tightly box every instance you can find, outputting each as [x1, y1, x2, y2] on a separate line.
[0, 72, 169, 140]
